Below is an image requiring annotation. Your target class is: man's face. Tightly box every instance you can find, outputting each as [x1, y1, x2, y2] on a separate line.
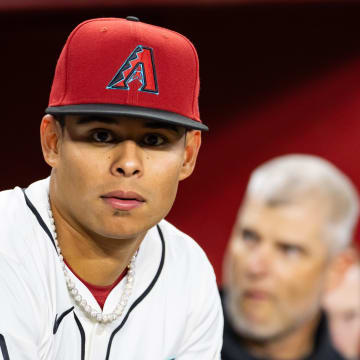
[41, 115, 200, 241]
[224, 195, 332, 340]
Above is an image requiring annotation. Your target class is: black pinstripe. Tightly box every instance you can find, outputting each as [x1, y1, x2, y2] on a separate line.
[74, 313, 86, 360]
[0, 334, 10, 360]
[105, 225, 165, 360]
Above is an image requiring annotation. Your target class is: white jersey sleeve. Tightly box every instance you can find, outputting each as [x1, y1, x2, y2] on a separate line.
[0, 186, 53, 360]
[0, 256, 42, 359]
[175, 260, 223, 359]
[159, 220, 223, 360]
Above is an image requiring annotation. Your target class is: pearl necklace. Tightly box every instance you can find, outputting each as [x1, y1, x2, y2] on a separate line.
[47, 201, 136, 324]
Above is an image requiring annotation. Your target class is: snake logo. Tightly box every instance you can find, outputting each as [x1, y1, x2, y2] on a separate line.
[106, 45, 158, 94]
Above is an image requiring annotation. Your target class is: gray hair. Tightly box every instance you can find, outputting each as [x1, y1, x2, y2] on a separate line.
[246, 154, 359, 254]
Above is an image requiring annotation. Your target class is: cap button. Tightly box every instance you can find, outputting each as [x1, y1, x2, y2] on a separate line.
[126, 16, 140, 22]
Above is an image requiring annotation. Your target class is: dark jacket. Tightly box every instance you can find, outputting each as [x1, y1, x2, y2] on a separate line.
[221, 291, 345, 360]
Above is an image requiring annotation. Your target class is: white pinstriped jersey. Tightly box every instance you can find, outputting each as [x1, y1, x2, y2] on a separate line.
[0, 178, 223, 359]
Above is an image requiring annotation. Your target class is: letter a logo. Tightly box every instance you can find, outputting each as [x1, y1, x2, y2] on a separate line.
[106, 45, 158, 94]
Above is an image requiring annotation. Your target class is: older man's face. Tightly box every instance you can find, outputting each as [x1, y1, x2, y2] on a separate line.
[224, 195, 332, 340]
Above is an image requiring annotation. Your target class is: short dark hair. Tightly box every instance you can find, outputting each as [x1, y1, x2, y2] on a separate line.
[53, 114, 65, 128]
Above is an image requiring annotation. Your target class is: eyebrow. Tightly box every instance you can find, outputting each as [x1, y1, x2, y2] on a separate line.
[76, 116, 180, 133]
[143, 122, 180, 133]
[76, 116, 118, 125]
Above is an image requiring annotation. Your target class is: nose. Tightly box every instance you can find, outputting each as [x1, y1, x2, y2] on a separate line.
[245, 244, 271, 279]
[110, 140, 143, 178]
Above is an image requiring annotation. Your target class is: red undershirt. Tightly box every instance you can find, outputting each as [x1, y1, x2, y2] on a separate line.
[64, 259, 128, 309]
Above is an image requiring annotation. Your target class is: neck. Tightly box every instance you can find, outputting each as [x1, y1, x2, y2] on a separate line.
[50, 198, 145, 287]
[242, 313, 321, 360]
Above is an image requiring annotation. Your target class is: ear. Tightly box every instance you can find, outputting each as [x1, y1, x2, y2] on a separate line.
[179, 130, 202, 181]
[324, 246, 359, 292]
[40, 114, 63, 168]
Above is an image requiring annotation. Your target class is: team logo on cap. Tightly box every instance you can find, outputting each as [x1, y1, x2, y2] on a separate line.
[106, 45, 158, 94]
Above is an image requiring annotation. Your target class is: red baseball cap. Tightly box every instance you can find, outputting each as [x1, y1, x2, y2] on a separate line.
[45, 17, 208, 131]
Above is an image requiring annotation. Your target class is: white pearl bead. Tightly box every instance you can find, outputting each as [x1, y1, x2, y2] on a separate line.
[85, 305, 92, 313]
[91, 311, 98, 318]
[115, 307, 121, 315]
[71, 288, 78, 296]
[75, 295, 82, 302]
[96, 314, 103, 322]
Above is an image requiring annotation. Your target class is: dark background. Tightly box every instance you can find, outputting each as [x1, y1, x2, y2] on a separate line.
[2, 0, 360, 281]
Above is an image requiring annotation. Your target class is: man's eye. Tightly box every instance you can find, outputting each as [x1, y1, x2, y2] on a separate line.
[278, 243, 302, 257]
[142, 134, 166, 146]
[92, 131, 113, 143]
[241, 229, 259, 245]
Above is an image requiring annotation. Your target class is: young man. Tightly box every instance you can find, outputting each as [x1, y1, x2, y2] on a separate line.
[0, 17, 223, 359]
[221, 154, 359, 360]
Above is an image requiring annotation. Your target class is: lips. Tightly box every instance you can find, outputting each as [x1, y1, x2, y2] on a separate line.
[101, 191, 145, 211]
[243, 289, 271, 301]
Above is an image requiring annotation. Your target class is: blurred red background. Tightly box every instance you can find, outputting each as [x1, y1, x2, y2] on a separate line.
[1, 1, 360, 282]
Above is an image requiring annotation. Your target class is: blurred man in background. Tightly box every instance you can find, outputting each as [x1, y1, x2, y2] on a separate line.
[323, 247, 360, 360]
[222, 154, 359, 360]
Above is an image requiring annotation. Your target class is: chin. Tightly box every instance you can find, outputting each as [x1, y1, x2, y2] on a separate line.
[227, 297, 285, 342]
[89, 221, 142, 240]
[102, 225, 148, 240]
[231, 314, 283, 342]
[93, 211, 157, 237]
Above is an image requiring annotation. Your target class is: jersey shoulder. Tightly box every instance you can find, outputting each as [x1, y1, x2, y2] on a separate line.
[0, 178, 51, 261]
[0, 185, 27, 231]
[0, 185, 21, 210]
[158, 219, 216, 280]
[0, 187, 30, 258]
[159, 219, 209, 256]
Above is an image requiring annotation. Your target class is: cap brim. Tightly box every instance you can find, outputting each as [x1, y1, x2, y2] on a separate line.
[45, 104, 209, 131]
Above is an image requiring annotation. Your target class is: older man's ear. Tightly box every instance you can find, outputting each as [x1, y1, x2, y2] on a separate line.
[324, 246, 359, 292]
